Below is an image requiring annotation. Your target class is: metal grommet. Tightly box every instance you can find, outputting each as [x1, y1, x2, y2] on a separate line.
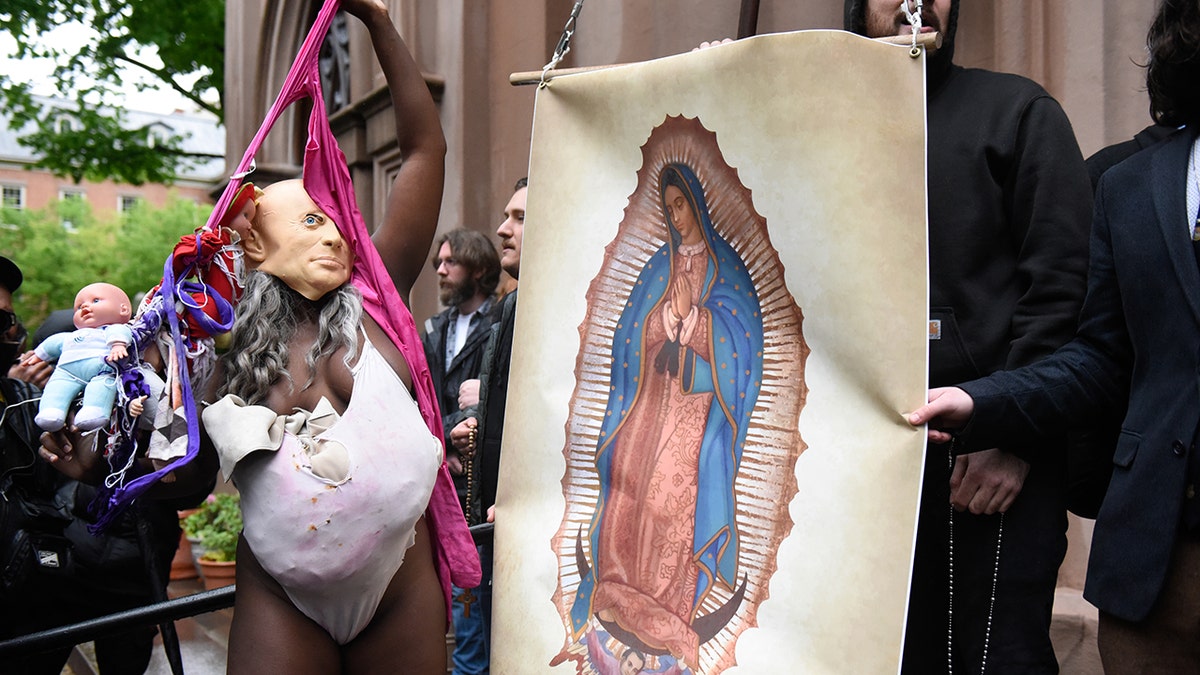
[910, 46, 922, 58]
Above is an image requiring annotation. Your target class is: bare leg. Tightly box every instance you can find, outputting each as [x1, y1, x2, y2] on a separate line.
[343, 518, 447, 674]
[227, 535, 342, 674]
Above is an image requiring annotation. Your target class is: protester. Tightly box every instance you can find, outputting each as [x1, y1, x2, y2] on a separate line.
[421, 228, 501, 675]
[844, 1, 1094, 672]
[909, 1, 1200, 671]
[449, 177, 528, 663]
[210, 1, 475, 670]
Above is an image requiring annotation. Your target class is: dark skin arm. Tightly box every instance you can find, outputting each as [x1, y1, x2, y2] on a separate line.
[37, 424, 101, 483]
[356, 0, 446, 301]
[38, 404, 219, 498]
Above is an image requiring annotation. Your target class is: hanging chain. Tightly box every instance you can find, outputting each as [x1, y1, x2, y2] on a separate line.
[946, 446, 1004, 675]
[947, 449, 955, 674]
[540, 0, 586, 87]
[466, 421, 478, 525]
[981, 512, 1004, 674]
[902, 0, 924, 57]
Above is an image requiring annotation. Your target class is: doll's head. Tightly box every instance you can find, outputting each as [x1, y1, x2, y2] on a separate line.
[73, 282, 132, 330]
[217, 182, 264, 241]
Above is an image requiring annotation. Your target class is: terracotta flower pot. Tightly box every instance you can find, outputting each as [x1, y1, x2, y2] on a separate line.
[187, 535, 208, 575]
[197, 559, 236, 590]
[169, 532, 199, 581]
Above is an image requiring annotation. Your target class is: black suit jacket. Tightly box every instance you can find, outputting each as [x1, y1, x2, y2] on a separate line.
[958, 127, 1200, 621]
[422, 302, 500, 455]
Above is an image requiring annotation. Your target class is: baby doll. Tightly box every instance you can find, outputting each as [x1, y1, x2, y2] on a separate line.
[26, 282, 134, 431]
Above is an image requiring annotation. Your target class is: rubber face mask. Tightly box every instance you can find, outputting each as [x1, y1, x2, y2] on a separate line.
[246, 180, 355, 301]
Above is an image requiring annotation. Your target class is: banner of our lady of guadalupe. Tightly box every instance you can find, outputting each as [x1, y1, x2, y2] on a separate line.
[493, 31, 928, 674]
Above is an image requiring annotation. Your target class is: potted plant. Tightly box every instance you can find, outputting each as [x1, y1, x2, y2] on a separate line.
[183, 493, 242, 589]
[170, 507, 201, 580]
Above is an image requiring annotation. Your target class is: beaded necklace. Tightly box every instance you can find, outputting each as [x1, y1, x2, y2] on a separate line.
[1190, 140, 1200, 241]
[945, 446, 1004, 674]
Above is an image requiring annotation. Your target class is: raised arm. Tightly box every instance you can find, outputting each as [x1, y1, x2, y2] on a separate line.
[344, 0, 446, 300]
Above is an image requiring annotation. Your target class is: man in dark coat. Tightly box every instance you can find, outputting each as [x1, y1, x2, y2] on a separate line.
[911, 2, 1200, 671]
[447, 177, 528, 672]
[421, 228, 500, 675]
[844, 1, 1094, 672]
[423, 228, 502, 492]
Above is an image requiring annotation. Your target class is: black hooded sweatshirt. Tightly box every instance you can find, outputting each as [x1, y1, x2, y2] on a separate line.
[845, 0, 1092, 423]
[840, 10, 1090, 673]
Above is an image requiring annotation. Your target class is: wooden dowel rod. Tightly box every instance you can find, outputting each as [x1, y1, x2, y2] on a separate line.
[509, 32, 941, 86]
[509, 63, 631, 86]
[876, 31, 942, 49]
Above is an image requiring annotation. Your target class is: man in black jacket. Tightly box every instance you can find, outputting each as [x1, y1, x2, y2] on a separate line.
[448, 177, 527, 671]
[450, 178, 527, 528]
[472, 180, 526, 525]
[844, 1, 1093, 672]
[911, 1, 1200, 671]
[421, 228, 500, 675]
[423, 228, 502, 493]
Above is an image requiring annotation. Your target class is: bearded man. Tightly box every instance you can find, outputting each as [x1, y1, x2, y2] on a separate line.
[422, 229, 501, 484]
[421, 228, 500, 675]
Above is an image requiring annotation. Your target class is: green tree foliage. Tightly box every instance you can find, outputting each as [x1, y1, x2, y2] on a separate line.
[1, 195, 209, 337]
[1, 0, 225, 184]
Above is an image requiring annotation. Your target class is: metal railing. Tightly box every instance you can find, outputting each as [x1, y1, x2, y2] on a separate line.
[0, 522, 494, 672]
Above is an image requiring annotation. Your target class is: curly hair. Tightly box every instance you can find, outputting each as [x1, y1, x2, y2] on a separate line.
[218, 271, 362, 404]
[1147, 0, 1200, 126]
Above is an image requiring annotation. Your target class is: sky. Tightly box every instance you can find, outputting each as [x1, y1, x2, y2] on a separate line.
[0, 22, 209, 116]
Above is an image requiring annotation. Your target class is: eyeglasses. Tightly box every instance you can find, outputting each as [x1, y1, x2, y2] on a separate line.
[0, 309, 16, 335]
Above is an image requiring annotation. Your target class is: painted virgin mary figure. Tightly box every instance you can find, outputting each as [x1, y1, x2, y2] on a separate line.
[570, 162, 764, 668]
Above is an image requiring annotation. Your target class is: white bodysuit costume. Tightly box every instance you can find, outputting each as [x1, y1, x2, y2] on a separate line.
[203, 331, 442, 644]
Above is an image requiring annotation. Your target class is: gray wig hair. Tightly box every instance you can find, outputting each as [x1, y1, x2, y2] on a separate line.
[218, 271, 362, 404]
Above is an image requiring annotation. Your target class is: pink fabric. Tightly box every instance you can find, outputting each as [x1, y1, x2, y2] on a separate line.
[593, 260, 713, 664]
[206, 0, 480, 620]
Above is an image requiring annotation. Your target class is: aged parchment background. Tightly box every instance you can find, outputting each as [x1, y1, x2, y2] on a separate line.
[492, 30, 928, 674]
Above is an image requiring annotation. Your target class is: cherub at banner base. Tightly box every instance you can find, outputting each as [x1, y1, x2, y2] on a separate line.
[550, 116, 810, 675]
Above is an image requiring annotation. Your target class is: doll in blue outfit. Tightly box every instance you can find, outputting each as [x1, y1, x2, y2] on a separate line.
[25, 282, 134, 431]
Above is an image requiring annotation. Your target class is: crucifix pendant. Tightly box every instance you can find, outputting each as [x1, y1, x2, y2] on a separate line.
[457, 588, 476, 618]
